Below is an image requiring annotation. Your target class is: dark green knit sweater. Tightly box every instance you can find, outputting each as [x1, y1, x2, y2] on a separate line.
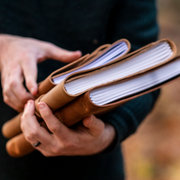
[0, 0, 159, 180]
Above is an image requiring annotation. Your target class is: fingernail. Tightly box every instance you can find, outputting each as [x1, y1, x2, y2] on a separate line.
[27, 100, 33, 106]
[30, 87, 37, 95]
[75, 50, 82, 55]
[28, 100, 32, 104]
[38, 103, 45, 110]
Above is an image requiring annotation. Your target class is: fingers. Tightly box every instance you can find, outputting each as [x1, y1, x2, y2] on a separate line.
[23, 100, 35, 115]
[22, 101, 72, 156]
[21, 101, 107, 157]
[2, 65, 34, 111]
[21, 100, 51, 146]
[43, 42, 82, 63]
[82, 115, 105, 137]
[38, 102, 70, 140]
[0, 36, 81, 112]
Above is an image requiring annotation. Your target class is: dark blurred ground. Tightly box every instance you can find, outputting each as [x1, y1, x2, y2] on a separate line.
[122, 1, 180, 180]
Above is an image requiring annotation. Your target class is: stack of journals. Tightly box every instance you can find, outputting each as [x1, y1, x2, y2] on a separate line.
[2, 38, 180, 158]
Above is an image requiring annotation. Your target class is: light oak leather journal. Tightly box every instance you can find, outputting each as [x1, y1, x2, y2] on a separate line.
[2, 38, 177, 157]
[2, 39, 130, 139]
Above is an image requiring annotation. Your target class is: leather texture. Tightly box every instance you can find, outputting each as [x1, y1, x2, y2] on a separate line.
[2, 39, 130, 139]
[2, 39, 177, 157]
[5, 57, 180, 158]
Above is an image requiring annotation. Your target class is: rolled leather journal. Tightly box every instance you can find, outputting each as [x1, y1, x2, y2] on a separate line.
[6, 55, 180, 157]
[2, 39, 129, 139]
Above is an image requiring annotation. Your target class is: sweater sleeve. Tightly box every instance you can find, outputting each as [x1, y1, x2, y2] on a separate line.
[106, 0, 159, 51]
[100, 0, 160, 149]
[100, 90, 160, 149]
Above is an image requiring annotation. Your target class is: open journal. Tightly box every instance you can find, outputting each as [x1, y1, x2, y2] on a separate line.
[2, 38, 178, 158]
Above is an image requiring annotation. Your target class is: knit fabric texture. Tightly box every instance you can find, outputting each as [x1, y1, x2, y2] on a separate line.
[0, 0, 159, 179]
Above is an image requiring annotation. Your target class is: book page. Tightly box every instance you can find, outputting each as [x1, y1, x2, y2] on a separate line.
[52, 41, 129, 84]
[90, 59, 180, 105]
[65, 42, 173, 95]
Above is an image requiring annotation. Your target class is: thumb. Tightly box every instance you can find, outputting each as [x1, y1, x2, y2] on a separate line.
[43, 43, 82, 63]
[83, 115, 105, 137]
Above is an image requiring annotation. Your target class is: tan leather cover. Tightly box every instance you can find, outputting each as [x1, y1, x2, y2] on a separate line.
[36, 39, 130, 97]
[2, 39, 130, 139]
[2, 114, 22, 139]
[6, 121, 48, 157]
[5, 56, 180, 157]
[2, 38, 175, 139]
[1, 41, 119, 139]
[35, 54, 90, 97]
[2, 39, 177, 157]
[54, 56, 180, 126]
[35, 38, 176, 115]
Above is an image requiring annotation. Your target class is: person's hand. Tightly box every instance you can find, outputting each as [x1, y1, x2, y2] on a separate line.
[21, 100, 116, 156]
[0, 35, 81, 111]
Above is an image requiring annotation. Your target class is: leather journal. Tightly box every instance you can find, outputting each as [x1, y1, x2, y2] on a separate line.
[2, 38, 130, 139]
[2, 38, 178, 157]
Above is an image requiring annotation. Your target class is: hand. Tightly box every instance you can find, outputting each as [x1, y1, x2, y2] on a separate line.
[21, 100, 116, 157]
[0, 35, 81, 111]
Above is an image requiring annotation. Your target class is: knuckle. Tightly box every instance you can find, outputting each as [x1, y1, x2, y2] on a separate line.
[19, 94, 27, 102]
[30, 127, 39, 137]
[65, 141, 77, 149]
[25, 129, 38, 142]
[3, 92, 23, 111]
[9, 80, 17, 89]
[3, 86, 10, 97]
[21, 51, 31, 60]
[49, 123, 60, 133]
[25, 134, 33, 142]
[17, 91, 28, 102]
[21, 113, 28, 122]
[63, 138, 79, 150]
[3, 95, 10, 104]
[51, 146, 61, 155]
[9, 62, 19, 70]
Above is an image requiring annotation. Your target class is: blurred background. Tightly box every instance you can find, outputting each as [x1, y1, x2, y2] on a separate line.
[122, 0, 180, 180]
